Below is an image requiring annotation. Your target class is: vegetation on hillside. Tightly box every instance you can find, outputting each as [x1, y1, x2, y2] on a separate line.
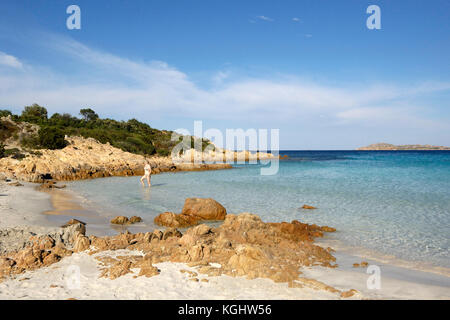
[0, 142, 5, 159]
[0, 104, 212, 156]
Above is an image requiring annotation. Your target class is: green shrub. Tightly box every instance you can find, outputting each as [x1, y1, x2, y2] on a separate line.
[3, 148, 25, 160]
[20, 134, 40, 149]
[9, 105, 210, 157]
[0, 143, 5, 158]
[21, 104, 48, 122]
[38, 127, 67, 150]
[157, 149, 169, 157]
[0, 110, 12, 118]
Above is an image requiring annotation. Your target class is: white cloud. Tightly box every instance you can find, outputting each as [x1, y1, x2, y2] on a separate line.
[292, 17, 300, 22]
[256, 16, 274, 22]
[0, 51, 23, 69]
[0, 36, 449, 136]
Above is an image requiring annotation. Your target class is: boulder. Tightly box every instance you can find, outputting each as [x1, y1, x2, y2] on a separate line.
[111, 216, 143, 225]
[301, 204, 317, 210]
[154, 212, 199, 228]
[129, 216, 142, 223]
[181, 198, 227, 220]
[61, 219, 86, 235]
[73, 235, 90, 252]
[138, 260, 160, 278]
[111, 216, 129, 225]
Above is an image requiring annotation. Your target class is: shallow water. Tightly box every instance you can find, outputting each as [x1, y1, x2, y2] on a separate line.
[67, 151, 450, 269]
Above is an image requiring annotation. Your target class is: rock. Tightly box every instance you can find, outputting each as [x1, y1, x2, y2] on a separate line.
[179, 224, 212, 246]
[0, 212, 340, 294]
[61, 219, 87, 235]
[103, 260, 132, 280]
[137, 260, 159, 278]
[51, 245, 72, 257]
[301, 204, 317, 210]
[73, 235, 90, 252]
[154, 212, 199, 228]
[111, 216, 129, 225]
[129, 216, 142, 223]
[340, 289, 358, 298]
[181, 198, 227, 221]
[61, 219, 86, 228]
[353, 261, 368, 268]
[110, 216, 143, 225]
[43, 253, 61, 266]
[228, 245, 269, 277]
[37, 236, 55, 250]
[0, 131, 232, 183]
[320, 226, 336, 233]
[162, 228, 182, 240]
[7, 182, 23, 187]
[40, 181, 67, 189]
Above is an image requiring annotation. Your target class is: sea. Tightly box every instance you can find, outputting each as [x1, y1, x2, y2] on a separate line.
[66, 150, 450, 270]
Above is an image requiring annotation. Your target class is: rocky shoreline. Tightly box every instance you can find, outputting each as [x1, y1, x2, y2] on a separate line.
[357, 143, 450, 150]
[0, 136, 233, 183]
[0, 204, 357, 296]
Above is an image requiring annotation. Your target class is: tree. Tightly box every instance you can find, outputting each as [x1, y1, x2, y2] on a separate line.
[80, 108, 99, 121]
[0, 110, 12, 118]
[21, 104, 48, 122]
[38, 127, 67, 150]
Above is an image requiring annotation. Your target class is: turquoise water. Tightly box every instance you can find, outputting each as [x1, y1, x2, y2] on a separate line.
[67, 151, 450, 268]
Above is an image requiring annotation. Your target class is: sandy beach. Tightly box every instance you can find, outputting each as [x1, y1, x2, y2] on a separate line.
[1, 180, 449, 300]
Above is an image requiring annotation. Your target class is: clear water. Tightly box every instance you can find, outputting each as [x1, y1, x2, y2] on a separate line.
[67, 151, 450, 268]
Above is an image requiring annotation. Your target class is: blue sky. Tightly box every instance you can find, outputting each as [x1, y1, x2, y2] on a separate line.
[0, 0, 449, 149]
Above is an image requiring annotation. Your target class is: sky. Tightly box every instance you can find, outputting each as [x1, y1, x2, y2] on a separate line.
[0, 0, 449, 149]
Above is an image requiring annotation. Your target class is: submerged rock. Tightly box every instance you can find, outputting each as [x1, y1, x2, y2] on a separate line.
[110, 216, 143, 225]
[129, 216, 142, 223]
[111, 216, 129, 225]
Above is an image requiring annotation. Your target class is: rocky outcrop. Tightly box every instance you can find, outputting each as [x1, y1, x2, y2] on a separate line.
[173, 147, 276, 163]
[357, 143, 450, 150]
[0, 136, 232, 183]
[0, 212, 353, 296]
[0, 223, 85, 279]
[97, 213, 337, 285]
[154, 198, 227, 228]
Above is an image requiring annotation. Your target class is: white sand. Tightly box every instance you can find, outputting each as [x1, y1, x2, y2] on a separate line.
[1, 180, 449, 300]
[0, 180, 53, 229]
[0, 249, 344, 300]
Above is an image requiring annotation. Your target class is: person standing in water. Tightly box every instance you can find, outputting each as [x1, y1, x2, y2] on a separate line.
[140, 160, 152, 187]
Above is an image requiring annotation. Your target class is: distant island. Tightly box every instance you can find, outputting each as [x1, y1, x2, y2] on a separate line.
[357, 143, 450, 150]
